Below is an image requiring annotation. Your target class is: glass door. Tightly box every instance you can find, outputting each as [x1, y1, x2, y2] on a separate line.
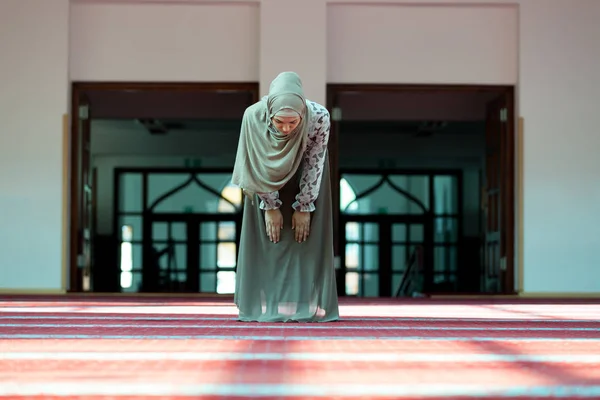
[144, 219, 188, 292]
[343, 220, 380, 297]
[391, 222, 425, 295]
[197, 219, 239, 294]
[342, 216, 429, 297]
[339, 171, 461, 297]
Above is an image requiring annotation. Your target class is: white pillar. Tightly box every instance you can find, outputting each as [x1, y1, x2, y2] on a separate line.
[0, 0, 70, 291]
[519, 0, 600, 294]
[259, 0, 327, 106]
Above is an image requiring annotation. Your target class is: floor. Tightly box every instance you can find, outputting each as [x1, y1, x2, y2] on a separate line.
[0, 296, 599, 399]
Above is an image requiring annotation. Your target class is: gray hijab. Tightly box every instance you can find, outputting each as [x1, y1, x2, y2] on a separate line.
[232, 72, 311, 196]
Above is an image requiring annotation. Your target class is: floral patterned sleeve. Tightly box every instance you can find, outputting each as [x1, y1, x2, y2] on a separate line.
[258, 191, 282, 211]
[292, 102, 331, 212]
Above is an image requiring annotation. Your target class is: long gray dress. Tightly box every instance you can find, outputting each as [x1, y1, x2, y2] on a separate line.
[234, 151, 340, 322]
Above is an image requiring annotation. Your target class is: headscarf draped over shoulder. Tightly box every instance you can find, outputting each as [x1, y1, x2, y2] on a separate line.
[232, 71, 311, 196]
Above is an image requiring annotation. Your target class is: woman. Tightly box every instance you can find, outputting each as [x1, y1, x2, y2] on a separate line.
[232, 71, 339, 323]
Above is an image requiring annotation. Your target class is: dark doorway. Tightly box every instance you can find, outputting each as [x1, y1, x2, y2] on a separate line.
[70, 82, 259, 293]
[327, 85, 515, 296]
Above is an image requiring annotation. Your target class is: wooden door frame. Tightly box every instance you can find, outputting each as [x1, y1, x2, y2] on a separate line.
[326, 83, 516, 295]
[69, 81, 260, 292]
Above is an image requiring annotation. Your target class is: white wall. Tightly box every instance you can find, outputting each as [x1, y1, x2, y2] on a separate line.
[519, 0, 600, 293]
[0, 0, 70, 291]
[70, 2, 260, 82]
[327, 4, 518, 84]
[3, 0, 599, 294]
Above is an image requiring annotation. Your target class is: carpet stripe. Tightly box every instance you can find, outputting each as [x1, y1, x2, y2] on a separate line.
[1, 323, 597, 331]
[2, 351, 600, 363]
[2, 333, 599, 341]
[0, 383, 600, 397]
[2, 315, 600, 323]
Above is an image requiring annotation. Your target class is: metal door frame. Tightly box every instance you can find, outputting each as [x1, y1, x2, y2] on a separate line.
[142, 213, 242, 293]
[340, 214, 434, 297]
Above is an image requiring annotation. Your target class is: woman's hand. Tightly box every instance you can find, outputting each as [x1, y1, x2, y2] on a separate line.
[265, 209, 283, 243]
[292, 210, 311, 243]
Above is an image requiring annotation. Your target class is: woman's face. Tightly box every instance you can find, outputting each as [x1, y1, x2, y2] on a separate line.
[271, 115, 300, 135]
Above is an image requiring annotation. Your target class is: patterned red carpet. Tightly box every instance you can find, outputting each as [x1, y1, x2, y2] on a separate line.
[0, 296, 599, 399]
